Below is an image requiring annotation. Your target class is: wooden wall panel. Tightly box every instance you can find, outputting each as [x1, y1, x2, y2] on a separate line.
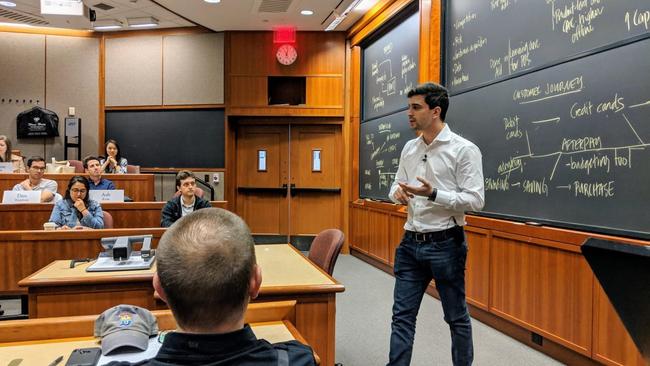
[0, 32, 46, 160]
[105, 36, 162, 106]
[464, 228, 489, 310]
[229, 76, 267, 107]
[163, 33, 224, 105]
[290, 193, 341, 236]
[229, 32, 345, 76]
[592, 282, 646, 366]
[368, 209, 391, 263]
[388, 214, 405, 265]
[46, 36, 100, 159]
[306, 77, 344, 107]
[350, 205, 370, 254]
[227, 31, 346, 116]
[490, 232, 592, 355]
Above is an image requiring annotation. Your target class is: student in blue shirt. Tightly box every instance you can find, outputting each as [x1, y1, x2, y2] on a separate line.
[49, 176, 104, 230]
[84, 156, 115, 190]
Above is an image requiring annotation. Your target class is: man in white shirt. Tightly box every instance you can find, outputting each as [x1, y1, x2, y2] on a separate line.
[387, 82, 484, 366]
[12, 156, 58, 203]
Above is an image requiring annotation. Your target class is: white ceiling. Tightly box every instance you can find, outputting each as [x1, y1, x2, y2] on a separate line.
[0, 0, 378, 31]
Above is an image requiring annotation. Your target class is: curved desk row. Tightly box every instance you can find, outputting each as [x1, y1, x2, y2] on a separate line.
[0, 173, 155, 201]
[0, 229, 343, 366]
[0, 201, 228, 230]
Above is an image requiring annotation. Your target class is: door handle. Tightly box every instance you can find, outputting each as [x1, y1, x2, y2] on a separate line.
[290, 184, 296, 197]
[282, 183, 288, 197]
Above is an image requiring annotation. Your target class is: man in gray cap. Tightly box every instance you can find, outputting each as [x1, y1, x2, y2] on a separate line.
[107, 208, 316, 365]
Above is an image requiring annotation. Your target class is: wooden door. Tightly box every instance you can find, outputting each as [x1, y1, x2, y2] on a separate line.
[289, 125, 342, 248]
[235, 124, 342, 248]
[236, 125, 289, 239]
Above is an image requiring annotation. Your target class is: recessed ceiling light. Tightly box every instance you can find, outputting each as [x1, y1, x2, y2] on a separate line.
[127, 17, 159, 28]
[93, 19, 123, 31]
[0, 22, 32, 28]
[204, 0, 221, 3]
[300, 10, 313, 16]
[0, 1, 17, 7]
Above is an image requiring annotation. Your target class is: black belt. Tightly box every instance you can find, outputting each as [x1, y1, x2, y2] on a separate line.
[405, 226, 463, 242]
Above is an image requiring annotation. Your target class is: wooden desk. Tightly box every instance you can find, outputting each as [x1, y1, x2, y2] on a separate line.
[0, 201, 228, 230]
[0, 173, 155, 201]
[0, 301, 317, 365]
[19, 244, 344, 366]
[0, 228, 166, 295]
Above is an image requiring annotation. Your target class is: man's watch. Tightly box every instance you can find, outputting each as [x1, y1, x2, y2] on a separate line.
[427, 187, 438, 202]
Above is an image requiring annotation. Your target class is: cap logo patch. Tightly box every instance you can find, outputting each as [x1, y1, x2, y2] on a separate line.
[118, 312, 133, 327]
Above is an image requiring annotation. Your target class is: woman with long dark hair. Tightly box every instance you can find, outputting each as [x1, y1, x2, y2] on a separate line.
[100, 139, 128, 174]
[49, 176, 104, 229]
[0, 135, 26, 172]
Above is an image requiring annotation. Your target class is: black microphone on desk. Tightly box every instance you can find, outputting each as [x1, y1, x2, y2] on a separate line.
[422, 154, 427, 162]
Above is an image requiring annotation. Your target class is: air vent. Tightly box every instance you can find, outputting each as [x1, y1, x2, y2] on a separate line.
[258, 0, 292, 13]
[93, 2, 115, 11]
[0, 8, 49, 26]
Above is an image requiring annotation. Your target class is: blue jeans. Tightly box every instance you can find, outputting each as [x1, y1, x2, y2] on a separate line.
[387, 228, 473, 366]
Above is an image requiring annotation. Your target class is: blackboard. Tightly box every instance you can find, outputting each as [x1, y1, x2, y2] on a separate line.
[359, 110, 418, 200]
[362, 4, 419, 120]
[105, 109, 225, 169]
[447, 37, 650, 239]
[359, 4, 419, 200]
[446, 0, 650, 94]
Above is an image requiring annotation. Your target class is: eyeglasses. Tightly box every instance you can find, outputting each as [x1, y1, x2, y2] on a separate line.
[71, 189, 87, 194]
[30, 166, 46, 171]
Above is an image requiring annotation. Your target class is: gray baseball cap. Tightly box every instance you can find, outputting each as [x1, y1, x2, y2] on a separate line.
[94, 304, 159, 355]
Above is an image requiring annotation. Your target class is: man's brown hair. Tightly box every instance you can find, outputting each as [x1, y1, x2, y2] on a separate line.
[156, 208, 256, 329]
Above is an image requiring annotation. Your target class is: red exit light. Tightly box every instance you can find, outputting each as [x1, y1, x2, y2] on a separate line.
[273, 26, 296, 43]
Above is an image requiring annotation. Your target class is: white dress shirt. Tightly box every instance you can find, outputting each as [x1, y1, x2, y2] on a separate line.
[389, 124, 485, 232]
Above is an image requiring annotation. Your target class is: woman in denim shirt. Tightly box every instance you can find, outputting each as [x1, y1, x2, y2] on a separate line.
[49, 176, 104, 229]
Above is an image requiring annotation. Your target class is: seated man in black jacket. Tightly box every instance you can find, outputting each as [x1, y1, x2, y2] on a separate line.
[108, 208, 316, 365]
[160, 170, 211, 227]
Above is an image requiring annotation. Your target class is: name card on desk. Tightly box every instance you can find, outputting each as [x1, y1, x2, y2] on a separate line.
[2, 190, 40, 204]
[89, 190, 124, 202]
[0, 162, 13, 173]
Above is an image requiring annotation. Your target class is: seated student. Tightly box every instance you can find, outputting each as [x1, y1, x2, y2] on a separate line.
[0, 135, 25, 173]
[49, 175, 104, 229]
[84, 155, 115, 190]
[12, 156, 57, 202]
[100, 139, 128, 174]
[160, 170, 211, 227]
[106, 208, 316, 365]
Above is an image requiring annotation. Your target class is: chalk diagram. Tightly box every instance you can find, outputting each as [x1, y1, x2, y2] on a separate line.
[485, 77, 650, 200]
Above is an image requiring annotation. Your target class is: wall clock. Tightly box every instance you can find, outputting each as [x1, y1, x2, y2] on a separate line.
[276, 44, 298, 65]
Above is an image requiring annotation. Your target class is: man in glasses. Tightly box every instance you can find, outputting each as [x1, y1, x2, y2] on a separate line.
[12, 156, 58, 202]
[387, 83, 484, 366]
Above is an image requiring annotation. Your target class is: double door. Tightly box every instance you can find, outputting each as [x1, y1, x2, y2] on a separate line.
[236, 124, 342, 248]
